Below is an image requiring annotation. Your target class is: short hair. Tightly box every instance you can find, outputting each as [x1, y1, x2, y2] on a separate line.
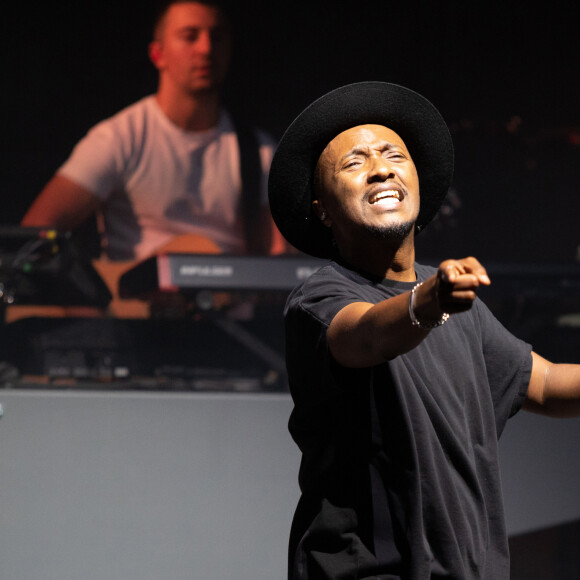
[152, 0, 231, 41]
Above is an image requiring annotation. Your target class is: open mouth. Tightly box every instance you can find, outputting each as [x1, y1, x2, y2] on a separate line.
[368, 189, 403, 205]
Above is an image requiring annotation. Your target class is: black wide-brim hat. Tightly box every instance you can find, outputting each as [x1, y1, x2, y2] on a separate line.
[268, 81, 454, 259]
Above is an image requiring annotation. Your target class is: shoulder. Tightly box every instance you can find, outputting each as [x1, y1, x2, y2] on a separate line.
[292, 261, 366, 297]
[109, 95, 157, 121]
[87, 96, 157, 136]
[285, 261, 386, 327]
[57, 97, 159, 188]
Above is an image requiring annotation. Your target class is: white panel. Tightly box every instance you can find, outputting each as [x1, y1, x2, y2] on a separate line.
[500, 410, 580, 535]
[1, 389, 579, 580]
[0, 390, 300, 580]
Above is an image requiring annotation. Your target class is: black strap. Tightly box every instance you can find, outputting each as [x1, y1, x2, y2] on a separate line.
[232, 116, 268, 255]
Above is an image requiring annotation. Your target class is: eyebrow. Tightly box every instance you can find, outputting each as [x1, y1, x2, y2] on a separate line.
[175, 23, 229, 34]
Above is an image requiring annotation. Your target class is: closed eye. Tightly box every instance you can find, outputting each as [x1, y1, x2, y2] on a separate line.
[383, 150, 407, 161]
[341, 157, 364, 170]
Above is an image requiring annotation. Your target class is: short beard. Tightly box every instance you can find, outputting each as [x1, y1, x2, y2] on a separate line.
[364, 220, 415, 243]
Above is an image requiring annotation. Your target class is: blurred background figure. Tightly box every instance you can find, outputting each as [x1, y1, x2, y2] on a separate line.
[21, 0, 288, 263]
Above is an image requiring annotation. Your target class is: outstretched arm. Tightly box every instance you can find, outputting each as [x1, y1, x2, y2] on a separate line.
[524, 353, 580, 418]
[327, 257, 491, 368]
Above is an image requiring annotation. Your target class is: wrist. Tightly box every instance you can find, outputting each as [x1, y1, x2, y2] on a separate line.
[408, 281, 449, 329]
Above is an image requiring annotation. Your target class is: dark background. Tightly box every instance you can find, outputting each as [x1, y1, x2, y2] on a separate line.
[2, 1, 579, 263]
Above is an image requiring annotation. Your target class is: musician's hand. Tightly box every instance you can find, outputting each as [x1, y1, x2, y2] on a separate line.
[436, 257, 491, 314]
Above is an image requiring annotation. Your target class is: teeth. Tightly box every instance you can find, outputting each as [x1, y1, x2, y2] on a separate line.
[371, 190, 401, 204]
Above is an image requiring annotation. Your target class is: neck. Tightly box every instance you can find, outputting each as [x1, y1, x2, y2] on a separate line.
[155, 83, 222, 132]
[337, 232, 417, 282]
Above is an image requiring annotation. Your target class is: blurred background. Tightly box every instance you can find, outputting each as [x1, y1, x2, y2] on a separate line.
[2, 1, 579, 264]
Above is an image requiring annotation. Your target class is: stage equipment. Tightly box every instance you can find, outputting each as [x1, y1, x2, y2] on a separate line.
[118, 253, 327, 297]
[0, 225, 112, 313]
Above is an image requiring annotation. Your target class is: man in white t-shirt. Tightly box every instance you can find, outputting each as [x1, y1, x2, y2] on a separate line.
[22, 0, 287, 261]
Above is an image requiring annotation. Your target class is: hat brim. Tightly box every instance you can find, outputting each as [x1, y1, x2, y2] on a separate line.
[268, 81, 454, 259]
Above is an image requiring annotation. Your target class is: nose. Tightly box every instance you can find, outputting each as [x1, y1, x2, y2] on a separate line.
[367, 155, 394, 182]
[195, 30, 212, 54]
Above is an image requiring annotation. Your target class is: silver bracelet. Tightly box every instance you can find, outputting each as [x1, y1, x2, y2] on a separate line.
[408, 282, 450, 329]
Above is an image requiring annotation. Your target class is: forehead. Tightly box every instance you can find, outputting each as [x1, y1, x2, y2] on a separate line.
[162, 2, 227, 33]
[324, 124, 408, 159]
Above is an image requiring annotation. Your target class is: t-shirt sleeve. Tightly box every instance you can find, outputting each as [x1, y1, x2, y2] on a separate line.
[287, 266, 372, 329]
[284, 266, 374, 413]
[57, 120, 127, 200]
[475, 298, 533, 435]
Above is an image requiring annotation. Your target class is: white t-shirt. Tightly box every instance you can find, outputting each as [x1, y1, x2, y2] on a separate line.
[58, 96, 275, 260]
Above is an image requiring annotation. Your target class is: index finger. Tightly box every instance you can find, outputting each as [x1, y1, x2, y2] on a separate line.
[458, 257, 491, 285]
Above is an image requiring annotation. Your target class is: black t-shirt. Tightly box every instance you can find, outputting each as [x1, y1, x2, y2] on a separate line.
[284, 261, 533, 580]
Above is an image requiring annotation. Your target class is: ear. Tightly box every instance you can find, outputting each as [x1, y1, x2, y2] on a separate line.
[312, 199, 332, 228]
[148, 41, 164, 69]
